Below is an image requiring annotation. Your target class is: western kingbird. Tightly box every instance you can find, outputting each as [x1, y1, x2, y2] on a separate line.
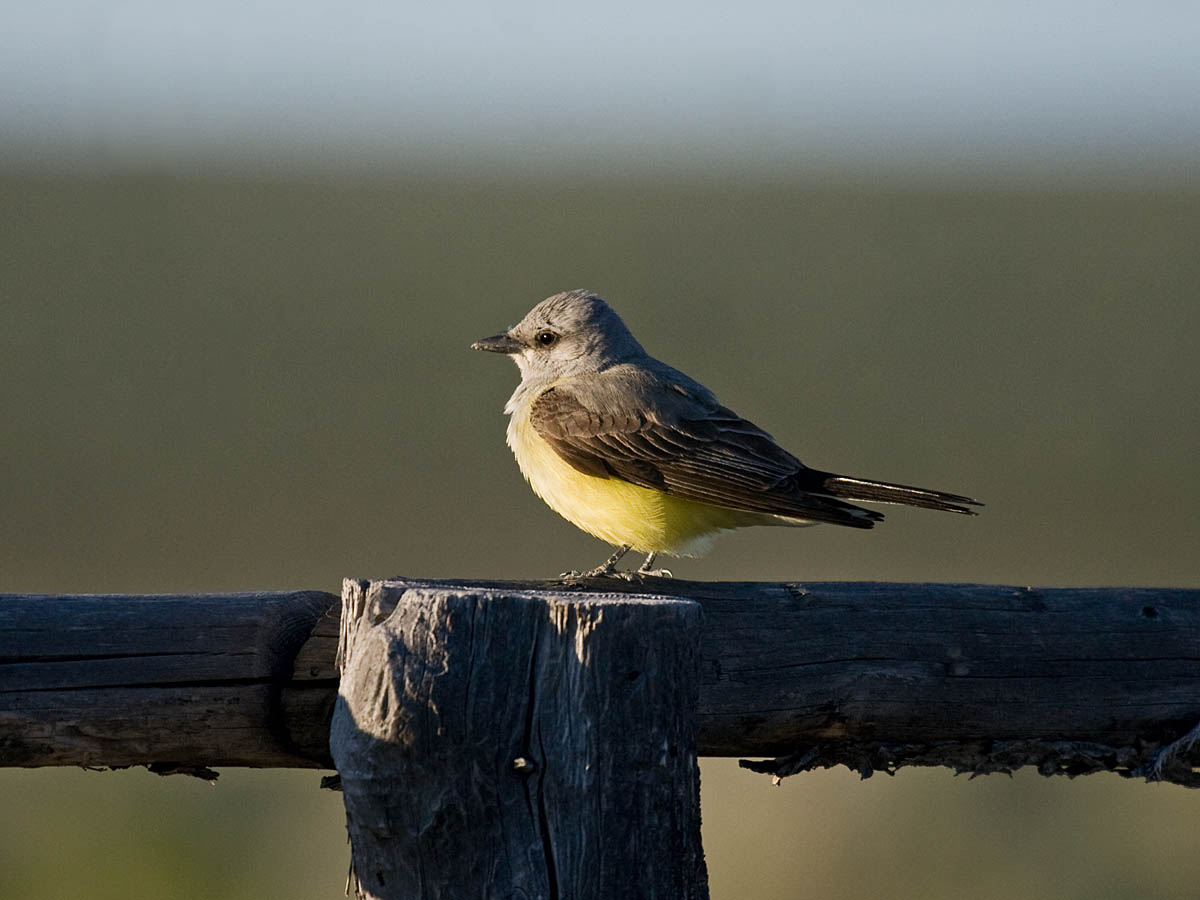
[473, 289, 981, 578]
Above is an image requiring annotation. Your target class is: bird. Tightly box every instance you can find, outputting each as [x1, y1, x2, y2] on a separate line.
[472, 289, 981, 579]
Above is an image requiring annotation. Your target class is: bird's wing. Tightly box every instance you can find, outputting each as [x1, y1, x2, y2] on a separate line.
[528, 372, 882, 528]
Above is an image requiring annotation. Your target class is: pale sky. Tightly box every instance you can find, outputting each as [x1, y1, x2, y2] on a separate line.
[2, 1, 1198, 174]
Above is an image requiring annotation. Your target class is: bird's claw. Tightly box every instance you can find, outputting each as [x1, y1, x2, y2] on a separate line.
[558, 547, 668, 582]
[557, 568, 673, 583]
[557, 567, 623, 582]
[557, 567, 645, 582]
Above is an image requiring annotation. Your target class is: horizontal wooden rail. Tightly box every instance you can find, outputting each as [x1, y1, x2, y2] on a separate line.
[2, 580, 1199, 784]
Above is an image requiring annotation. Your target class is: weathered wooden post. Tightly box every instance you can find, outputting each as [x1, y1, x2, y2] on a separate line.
[330, 578, 708, 900]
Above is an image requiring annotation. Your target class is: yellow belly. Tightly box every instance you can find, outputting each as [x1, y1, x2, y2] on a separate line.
[506, 406, 765, 556]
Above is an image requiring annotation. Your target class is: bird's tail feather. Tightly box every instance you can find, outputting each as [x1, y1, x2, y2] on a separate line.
[818, 474, 983, 515]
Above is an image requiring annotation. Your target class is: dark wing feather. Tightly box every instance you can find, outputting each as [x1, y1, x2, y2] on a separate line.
[529, 379, 883, 529]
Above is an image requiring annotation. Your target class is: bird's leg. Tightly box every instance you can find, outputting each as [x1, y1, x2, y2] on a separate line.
[636, 552, 673, 578]
[588, 544, 631, 577]
[559, 545, 631, 581]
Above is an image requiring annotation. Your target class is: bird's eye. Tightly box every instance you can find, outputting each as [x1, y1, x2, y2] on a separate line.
[535, 330, 558, 346]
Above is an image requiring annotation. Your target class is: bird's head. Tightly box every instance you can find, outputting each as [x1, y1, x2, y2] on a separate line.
[471, 289, 645, 382]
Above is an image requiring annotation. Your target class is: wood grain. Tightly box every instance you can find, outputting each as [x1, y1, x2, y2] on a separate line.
[3, 580, 1198, 784]
[331, 579, 707, 900]
[0, 591, 336, 769]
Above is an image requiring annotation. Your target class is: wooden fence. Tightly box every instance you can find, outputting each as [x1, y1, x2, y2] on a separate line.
[4, 578, 1199, 898]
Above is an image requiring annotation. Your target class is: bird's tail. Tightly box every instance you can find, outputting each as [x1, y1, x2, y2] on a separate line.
[817, 473, 983, 515]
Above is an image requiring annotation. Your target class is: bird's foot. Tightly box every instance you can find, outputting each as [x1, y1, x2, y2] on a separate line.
[557, 545, 633, 582]
[635, 567, 674, 578]
[557, 568, 672, 583]
[558, 565, 639, 582]
[634, 552, 672, 578]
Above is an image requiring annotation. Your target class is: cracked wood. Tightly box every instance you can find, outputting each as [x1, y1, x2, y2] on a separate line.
[2, 581, 1199, 782]
[331, 579, 708, 900]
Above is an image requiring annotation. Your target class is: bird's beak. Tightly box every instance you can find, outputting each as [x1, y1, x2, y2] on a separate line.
[471, 333, 524, 354]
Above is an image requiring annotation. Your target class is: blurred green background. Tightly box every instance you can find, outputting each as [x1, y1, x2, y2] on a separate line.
[3, 2, 1200, 898]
